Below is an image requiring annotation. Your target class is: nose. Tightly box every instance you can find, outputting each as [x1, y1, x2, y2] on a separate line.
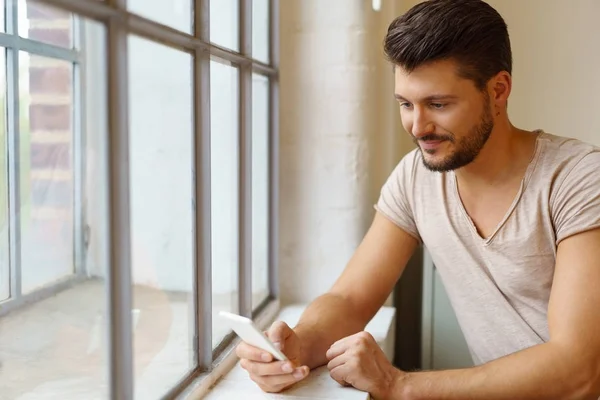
[411, 109, 434, 139]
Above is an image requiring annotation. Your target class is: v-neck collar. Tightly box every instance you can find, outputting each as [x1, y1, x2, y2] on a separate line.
[450, 130, 544, 245]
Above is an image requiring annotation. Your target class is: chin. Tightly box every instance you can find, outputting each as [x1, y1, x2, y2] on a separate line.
[421, 153, 455, 173]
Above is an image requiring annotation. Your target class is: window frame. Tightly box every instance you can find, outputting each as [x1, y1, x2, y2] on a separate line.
[0, 0, 86, 316]
[33, 0, 279, 398]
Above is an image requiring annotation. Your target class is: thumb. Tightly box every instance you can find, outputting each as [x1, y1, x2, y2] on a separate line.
[267, 321, 291, 350]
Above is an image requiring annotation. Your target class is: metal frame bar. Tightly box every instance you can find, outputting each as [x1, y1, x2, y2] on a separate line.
[105, 0, 134, 397]
[3, 0, 87, 311]
[238, 0, 253, 319]
[0, 32, 81, 62]
[0, 273, 86, 317]
[6, 0, 22, 300]
[193, 0, 213, 372]
[73, 17, 86, 276]
[39, 0, 277, 77]
[268, 0, 279, 299]
[23, 0, 281, 397]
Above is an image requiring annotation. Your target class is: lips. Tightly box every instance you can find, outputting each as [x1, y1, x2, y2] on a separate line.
[419, 139, 445, 151]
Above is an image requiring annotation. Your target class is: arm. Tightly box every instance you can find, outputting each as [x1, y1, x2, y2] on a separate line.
[395, 228, 600, 400]
[293, 211, 419, 369]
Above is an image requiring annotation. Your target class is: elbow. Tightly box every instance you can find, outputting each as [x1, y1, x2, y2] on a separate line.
[570, 361, 600, 400]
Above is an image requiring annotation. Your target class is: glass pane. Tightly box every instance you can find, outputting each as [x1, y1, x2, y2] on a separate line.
[210, 0, 239, 52]
[19, 53, 73, 293]
[0, 0, 5, 32]
[128, 35, 195, 398]
[0, 19, 109, 399]
[0, 48, 7, 302]
[252, 0, 269, 63]
[252, 73, 269, 309]
[19, 1, 73, 48]
[128, 0, 191, 34]
[211, 59, 239, 346]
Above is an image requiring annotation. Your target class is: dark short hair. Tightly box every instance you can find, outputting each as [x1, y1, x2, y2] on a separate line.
[383, 0, 512, 91]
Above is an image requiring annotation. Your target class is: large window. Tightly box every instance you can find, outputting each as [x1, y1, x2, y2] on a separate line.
[0, 0, 278, 398]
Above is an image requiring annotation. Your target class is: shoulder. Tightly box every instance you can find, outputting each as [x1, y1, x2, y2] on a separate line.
[537, 131, 600, 172]
[535, 132, 600, 192]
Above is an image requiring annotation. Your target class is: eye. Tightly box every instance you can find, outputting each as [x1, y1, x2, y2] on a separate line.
[430, 103, 446, 109]
[399, 102, 412, 109]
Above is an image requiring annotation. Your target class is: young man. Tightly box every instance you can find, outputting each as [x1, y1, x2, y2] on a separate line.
[236, 0, 600, 398]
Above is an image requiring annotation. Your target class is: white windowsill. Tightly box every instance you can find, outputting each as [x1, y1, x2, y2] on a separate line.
[186, 304, 396, 400]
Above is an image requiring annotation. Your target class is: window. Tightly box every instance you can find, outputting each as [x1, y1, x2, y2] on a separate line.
[0, 0, 279, 398]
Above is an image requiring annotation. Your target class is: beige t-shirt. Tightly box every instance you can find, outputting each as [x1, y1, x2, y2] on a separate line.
[375, 131, 600, 365]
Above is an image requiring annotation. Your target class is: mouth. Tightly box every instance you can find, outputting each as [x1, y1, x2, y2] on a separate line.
[419, 139, 446, 151]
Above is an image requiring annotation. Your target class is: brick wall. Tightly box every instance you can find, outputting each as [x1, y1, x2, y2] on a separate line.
[24, 3, 73, 255]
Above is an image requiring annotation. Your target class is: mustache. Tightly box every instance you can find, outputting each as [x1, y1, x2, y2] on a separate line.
[414, 133, 454, 142]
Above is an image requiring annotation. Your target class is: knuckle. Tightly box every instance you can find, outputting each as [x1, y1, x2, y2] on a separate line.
[235, 343, 246, 358]
[270, 321, 288, 336]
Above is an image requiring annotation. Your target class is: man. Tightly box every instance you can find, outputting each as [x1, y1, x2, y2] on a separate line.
[236, 0, 600, 398]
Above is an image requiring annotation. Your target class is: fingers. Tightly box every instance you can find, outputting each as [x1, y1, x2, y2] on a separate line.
[329, 363, 351, 387]
[244, 364, 310, 393]
[240, 359, 298, 376]
[326, 331, 373, 360]
[235, 341, 274, 362]
[326, 351, 350, 372]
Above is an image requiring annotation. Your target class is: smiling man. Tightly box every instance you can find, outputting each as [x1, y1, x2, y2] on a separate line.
[236, 0, 600, 399]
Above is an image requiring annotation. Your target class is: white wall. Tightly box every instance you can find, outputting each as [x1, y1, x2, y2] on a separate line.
[490, 0, 600, 146]
[278, 0, 411, 305]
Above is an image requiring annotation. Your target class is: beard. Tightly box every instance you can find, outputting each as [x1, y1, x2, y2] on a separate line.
[414, 97, 494, 172]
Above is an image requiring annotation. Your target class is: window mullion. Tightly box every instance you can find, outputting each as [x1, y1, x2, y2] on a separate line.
[6, 0, 21, 300]
[105, 0, 134, 396]
[267, 0, 279, 301]
[238, 0, 252, 318]
[193, 0, 213, 370]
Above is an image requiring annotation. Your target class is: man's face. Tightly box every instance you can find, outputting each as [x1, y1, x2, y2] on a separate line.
[394, 59, 494, 172]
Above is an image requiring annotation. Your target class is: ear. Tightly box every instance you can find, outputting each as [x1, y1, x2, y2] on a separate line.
[489, 71, 512, 109]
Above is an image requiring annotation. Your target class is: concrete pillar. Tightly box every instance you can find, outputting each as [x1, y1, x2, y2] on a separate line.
[278, 0, 412, 304]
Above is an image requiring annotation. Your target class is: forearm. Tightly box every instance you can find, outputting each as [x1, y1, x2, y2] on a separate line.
[293, 293, 368, 369]
[398, 342, 598, 400]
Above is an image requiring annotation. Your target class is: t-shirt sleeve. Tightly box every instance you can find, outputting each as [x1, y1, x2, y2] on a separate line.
[552, 151, 600, 245]
[374, 152, 421, 242]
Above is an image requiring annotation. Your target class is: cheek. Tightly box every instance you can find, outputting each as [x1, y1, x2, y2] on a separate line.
[402, 120, 412, 135]
[435, 112, 469, 135]
[400, 113, 412, 134]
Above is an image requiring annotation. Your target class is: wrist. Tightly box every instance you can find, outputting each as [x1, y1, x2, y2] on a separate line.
[292, 325, 312, 368]
[394, 371, 417, 400]
[384, 369, 414, 400]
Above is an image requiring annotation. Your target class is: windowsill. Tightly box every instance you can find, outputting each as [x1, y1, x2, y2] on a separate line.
[187, 304, 397, 399]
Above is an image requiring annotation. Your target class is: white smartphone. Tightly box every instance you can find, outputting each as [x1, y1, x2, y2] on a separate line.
[219, 311, 288, 361]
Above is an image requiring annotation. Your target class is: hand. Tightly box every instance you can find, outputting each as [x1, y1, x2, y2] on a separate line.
[326, 331, 404, 400]
[235, 321, 310, 393]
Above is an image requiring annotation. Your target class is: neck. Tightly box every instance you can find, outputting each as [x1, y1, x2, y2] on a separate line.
[454, 119, 537, 187]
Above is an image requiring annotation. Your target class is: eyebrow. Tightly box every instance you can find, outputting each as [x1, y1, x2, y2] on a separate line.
[394, 94, 459, 102]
